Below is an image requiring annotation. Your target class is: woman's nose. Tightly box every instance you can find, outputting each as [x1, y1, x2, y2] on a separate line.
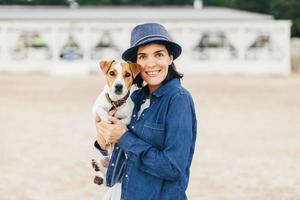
[144, 57, 156, 68]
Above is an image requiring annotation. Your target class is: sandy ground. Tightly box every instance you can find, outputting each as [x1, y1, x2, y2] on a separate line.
[0, 73, 300, 200]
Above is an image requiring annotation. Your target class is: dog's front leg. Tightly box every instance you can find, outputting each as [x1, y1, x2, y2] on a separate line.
[91, 156, 110, 186]
[92, 97, 110, 123]
[95, 109, 109, 123]
[91, 159, 105, 185]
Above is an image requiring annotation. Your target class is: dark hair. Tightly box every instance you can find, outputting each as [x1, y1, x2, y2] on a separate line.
[132, 41, 184, 88]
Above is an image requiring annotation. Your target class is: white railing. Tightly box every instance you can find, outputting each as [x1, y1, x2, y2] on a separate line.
[0, 20, 291, 75]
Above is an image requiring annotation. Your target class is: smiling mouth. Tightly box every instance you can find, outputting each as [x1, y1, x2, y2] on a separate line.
[146, 70, 161, 77]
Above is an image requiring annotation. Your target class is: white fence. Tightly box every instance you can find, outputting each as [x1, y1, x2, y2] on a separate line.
[0, 20, 291, 76]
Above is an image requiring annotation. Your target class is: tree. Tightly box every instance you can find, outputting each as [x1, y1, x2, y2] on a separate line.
[203, 0, 237, 8]
[0, 0, 67, 5]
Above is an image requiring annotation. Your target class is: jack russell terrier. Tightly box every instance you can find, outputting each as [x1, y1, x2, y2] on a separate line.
[91, 60, 140, 187]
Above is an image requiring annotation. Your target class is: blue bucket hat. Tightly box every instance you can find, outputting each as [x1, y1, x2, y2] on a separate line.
[122, 22, 182, 61]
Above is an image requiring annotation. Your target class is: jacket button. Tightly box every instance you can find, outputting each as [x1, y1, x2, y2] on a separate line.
[111, 163, 115, 167]
[125, 174, 128, 178]
[131, 126, 134, 129]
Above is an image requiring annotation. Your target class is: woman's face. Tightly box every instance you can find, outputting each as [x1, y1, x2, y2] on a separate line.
[136, 43, 173, 93]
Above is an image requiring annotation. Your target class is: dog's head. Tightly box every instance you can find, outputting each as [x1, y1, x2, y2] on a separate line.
[99, 60, 140, 97]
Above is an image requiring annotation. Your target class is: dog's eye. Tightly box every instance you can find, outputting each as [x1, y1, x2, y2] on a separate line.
[109, 71, 115, 76]
[125, 72, 131, 77]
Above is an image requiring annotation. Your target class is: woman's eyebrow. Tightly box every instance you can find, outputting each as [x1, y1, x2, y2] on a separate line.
[154, 50, 166, 53]
[138, 49, 166, 55]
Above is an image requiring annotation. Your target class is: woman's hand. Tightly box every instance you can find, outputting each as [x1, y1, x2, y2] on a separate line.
[95, 115, 110, 150]
[97, 116, 128, 144]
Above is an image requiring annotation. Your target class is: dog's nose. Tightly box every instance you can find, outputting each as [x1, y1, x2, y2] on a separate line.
[115, 84, 123, 94]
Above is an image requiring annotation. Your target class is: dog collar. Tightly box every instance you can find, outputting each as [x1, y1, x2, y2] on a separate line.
[105, 91, 130, 112]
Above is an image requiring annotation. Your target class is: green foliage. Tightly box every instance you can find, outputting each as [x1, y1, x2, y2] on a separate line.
[270, 0, 293, 19]
[76, 0, 193, 5]
[0, 0, 67, 5]
[236, 0, 271, 13]
[0, 0, 194, 5]
[203, 0, 237, 8]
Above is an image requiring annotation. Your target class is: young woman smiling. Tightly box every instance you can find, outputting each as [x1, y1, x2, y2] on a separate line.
[136, 42, 173, 93]
[94, 22, 197, 200]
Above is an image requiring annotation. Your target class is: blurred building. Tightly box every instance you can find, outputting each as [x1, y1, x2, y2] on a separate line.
[0, 5, 291, 75]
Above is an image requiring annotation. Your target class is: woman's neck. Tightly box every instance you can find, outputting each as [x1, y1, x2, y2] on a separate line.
[148, 84, 161, 94]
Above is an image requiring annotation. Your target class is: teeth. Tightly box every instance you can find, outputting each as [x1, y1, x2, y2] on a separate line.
[147, 71, 159, 76]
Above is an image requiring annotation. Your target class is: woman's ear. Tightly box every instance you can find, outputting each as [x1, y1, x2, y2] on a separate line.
[169, 55, 174, 65]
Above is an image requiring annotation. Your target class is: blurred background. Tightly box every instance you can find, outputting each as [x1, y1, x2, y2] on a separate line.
[0, 0, 300, 200]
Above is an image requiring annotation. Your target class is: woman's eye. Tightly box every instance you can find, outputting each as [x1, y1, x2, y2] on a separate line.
[138, 55, 146, 60]
[125, 72, 131, 77]
[156, 53, 164, 57]
[109, 71, 115, 76]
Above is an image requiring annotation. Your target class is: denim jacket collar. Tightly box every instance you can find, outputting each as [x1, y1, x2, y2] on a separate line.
[152, 78, 180, 97]
[131, 78, 180, 103]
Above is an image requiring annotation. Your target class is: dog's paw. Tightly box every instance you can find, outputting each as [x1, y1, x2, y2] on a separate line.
[94, 175, 104, 185]
[91, 159, 100, 171]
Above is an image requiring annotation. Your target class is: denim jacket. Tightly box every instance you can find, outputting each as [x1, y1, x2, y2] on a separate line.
[95, 78, 197, 200]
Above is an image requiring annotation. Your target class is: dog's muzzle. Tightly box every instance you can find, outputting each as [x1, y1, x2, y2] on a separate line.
[114, 84, 123, 95]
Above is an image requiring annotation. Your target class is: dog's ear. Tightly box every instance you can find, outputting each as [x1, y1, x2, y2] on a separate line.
[99, 60, 115, 74]
[127, 61, 140, 78]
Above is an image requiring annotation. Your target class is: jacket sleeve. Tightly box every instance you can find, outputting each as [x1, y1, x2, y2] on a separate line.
[118, 93, 196, 181]
[94, 141, 108, 156]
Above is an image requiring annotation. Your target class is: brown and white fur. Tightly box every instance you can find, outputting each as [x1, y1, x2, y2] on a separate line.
[91, 60, 140, 188]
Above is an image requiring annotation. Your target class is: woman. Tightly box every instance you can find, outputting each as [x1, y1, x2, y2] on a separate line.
[95, 22, 197, 200]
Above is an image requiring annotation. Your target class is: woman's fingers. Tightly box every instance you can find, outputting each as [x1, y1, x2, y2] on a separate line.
[97, 122, 112, 142]
[97, 125, 108, 136]
[98, 121, 111, 129]
[98, 126, 117, 144]
[97, 119, 127, 144]
[108, 116, 120, 124]
[95, 115, 121, 146]
[97, 132, 108, 149]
